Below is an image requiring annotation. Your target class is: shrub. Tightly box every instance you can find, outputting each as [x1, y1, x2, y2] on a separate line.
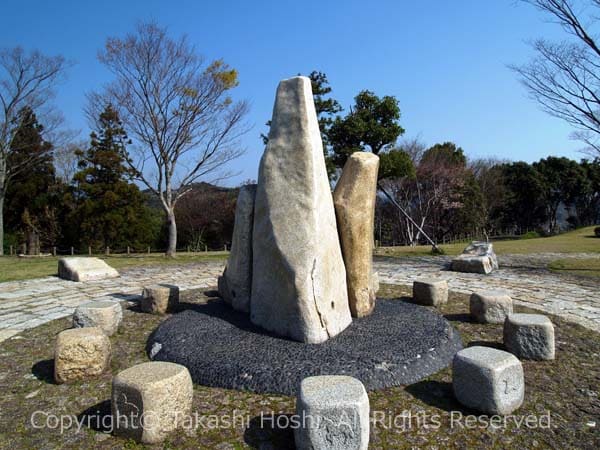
[595, 226, 600, 237]
[521, 231, 541, 240]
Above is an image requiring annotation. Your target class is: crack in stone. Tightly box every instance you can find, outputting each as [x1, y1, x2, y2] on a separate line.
[311, 257, 330, 338]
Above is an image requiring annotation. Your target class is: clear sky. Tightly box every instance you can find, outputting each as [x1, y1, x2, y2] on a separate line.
[0, 0, 585, 185]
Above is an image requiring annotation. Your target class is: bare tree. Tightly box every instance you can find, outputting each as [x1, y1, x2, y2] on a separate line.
[379, 141, 469, 246]
[469, 157, 509, 236]
[0, 47, 68, 255]
[512, 0, 600, 156]
[54, 139, 85, 183]
[90, 23, 249, 256]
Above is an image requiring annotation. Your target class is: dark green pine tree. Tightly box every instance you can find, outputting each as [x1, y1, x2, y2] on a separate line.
[329, 90, 405, 171]
[5, 107, 61, 253]
[72, 105, 158, 251]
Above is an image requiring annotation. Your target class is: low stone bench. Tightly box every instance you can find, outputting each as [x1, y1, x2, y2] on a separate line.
[452, 346, 524, 415]
[58, 257, 119, 282]
[73, 300, 123, 336]
[412, 278, 448, 307]
[295, 375, 369, 450]
[470, 291, 513, 324]
[54, 327, 111, 384]
[112, 361, 193, 444]
[141, 285, 179, 314]
[504, 314, 555, 360]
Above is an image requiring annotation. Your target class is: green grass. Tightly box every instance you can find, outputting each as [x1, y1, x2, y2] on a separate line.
[375, 225, 600, 257]
[548, 258, 600, 278]
[0, 252, 228, 283]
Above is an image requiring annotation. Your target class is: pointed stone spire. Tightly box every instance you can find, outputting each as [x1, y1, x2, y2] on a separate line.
[250, 76, 352, 343]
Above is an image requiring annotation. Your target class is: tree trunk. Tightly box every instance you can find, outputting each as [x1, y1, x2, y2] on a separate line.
[0, 191, 4, 256]
[166, 208, 177, 257]
[26, 231, 38, 255]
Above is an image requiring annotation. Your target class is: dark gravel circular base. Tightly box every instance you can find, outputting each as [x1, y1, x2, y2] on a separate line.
[147, 299, 462, 395]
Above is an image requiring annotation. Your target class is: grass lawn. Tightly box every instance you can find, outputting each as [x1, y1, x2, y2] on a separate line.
[375, 225, 600, 257]
[0, 252, 228, 283]
[0, 286, 597, 448]
[548, 258, 600, 278]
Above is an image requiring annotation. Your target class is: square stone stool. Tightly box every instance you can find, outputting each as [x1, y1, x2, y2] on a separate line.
[504, 313, 555, 360]
[112, 361, 193, 444]
[54, 327, 111, 384]
[469, 291, 513, 324]
[413, 278, 448, 307]
[141, 284, 179, 314]
[295, 375, 369, 450]
[453, 346, 524, 415]
[73, 300, 123, 336]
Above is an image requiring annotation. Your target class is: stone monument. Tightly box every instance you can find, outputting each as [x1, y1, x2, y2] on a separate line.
[250, 76, 352, 343]
[451, 241, 499, 274]
[333, 152, 380, 317]
[218, 184, 256, 313]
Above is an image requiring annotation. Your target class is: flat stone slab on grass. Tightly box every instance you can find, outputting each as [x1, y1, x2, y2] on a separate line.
[147, 299, 462, 395]
[470, 291, 513, 324]
[54, 327, 111, 384]
[504, 313, 555, 360]
[112, 361, 193, 444]
[453, 346, 524, 415]
[295, 375, 369, 450]
[58, 257, 119, 282]
[413, 278, 448, 307]
[73, 299, 123, 336]
[141, 285, 179, 314]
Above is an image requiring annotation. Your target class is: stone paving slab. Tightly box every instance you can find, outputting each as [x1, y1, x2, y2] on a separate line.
[375, 253, 600, 332]
[0, 262, 223, 343]
[0, 254, 599, 344]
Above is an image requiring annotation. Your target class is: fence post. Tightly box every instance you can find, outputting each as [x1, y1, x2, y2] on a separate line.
[88, 246, 92, 256]
[205, 245, 208, 252]
[53, 247, 57, 257]
[70, 246, 74, 256]
[147, 246, 150, 254]
[224, 244, 227, 251]
[106, 247, 110, 256]
[9, 245, 13, 256]
[127, 246, 130, 255]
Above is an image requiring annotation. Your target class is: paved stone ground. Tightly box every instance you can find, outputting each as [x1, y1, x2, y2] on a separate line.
[0, 253, 599, 343]
[0, 262, 223, 342]
[376, 253, 600, 332]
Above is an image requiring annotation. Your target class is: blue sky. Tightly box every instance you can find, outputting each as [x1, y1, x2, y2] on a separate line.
[0, 0, 585, 185]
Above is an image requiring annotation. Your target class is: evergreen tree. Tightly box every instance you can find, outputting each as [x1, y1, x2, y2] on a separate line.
[500, 162, 548, 232]
[329, 90, 405, 169]
[71, 105, 158, 251]
[4, 107, 61, 253]
[533, 157, 589, 232]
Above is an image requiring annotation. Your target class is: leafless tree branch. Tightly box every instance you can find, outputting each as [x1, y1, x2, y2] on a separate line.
[512, 0, 600, 156]
[89, 23, 250, 256]
[0, 46, 69, 255]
